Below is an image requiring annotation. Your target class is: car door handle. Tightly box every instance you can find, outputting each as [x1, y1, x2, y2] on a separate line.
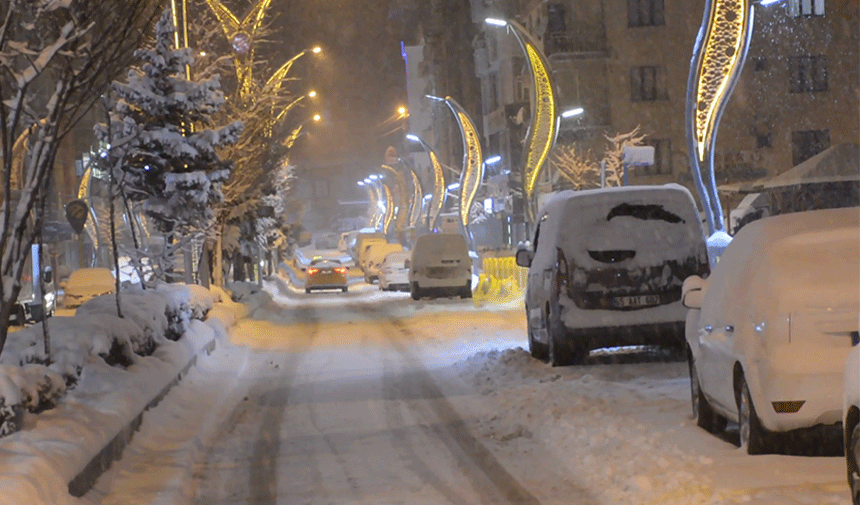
[725, 325, 734, 333]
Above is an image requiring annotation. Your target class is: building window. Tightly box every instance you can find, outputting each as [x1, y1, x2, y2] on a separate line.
[792, 129, 830, 166]
[791, 0, 825, 16]
[789, 55, 828, 93]
[756, 133, 772, 149]
[630, 66, 664, 102]
[628, 0, 664, 27]
[752, 57, 768, 72]
[640, 139, 672, 175]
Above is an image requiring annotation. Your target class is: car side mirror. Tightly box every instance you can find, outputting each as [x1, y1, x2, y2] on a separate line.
[43, 268, 53, 284]
[515, 249, 533, 268]
[682, 275, 705, 309]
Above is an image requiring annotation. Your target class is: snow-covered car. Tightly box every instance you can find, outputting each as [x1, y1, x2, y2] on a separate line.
[686, 207, 859, 454]
[304, 258, 349, 293]
[360, 242, 404, 283]
[378, 250, 411, 291]
[844, 338, 860, 505]
[409, 233, 472, 300]
[351, 231, 385, 262]
[62, 267, 116, 309]
[516, 184, 709, 366]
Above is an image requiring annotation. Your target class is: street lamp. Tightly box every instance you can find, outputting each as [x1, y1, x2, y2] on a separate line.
[561, 107, 584, 119]
[485, 17, 560, 224]
[686, 0, 781, 260]
[424, 95, 483, 249]
[406, 133, 446, 231]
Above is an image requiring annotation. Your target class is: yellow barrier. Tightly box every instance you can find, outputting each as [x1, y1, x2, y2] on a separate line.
[473, 257, 528, 305]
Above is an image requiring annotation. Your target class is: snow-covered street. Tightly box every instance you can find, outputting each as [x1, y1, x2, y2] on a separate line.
[84, 279, 850, 504]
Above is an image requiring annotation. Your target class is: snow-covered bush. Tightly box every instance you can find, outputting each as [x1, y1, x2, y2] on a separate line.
[131, 284, 215, 341]
[76, 293, 169, 355]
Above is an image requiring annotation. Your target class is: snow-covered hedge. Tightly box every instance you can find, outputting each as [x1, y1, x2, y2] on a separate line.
[0, 283, 219, 437]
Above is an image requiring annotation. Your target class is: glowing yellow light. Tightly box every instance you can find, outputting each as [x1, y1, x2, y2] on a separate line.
[199, 51, 207, 57]
[428, 150, 445, 229]
[398, 106, 407, 115]
[308, 90, 317, 98]
[313, 114, 322, 122]
[694, 0, 749, 161]
[522, 43, 556, 202]
[455, 109, 483, 229]
[312, 46, 322, 54]
[382, 183, 395, 234]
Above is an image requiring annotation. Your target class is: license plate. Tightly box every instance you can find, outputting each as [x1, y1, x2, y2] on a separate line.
[611, 294, 660, 308]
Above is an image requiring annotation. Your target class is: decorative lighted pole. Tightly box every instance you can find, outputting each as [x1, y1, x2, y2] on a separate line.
[406, 134, 446, 231]
[485, 18, 560, 223]
[425, 95, 483, 248]
[380, 162, 410, 243]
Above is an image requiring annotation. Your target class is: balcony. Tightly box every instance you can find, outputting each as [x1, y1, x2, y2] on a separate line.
[544, 30, 608, 60]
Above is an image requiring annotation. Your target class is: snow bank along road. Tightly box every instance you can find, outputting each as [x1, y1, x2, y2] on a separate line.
[86, 281, 849, 504]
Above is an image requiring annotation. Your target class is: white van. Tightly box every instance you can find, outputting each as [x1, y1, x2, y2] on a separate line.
[409, 233, 472, 300]
[516, 184, 709, 365]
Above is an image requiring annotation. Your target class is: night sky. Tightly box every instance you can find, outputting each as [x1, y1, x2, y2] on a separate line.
[265, 0, 410, 169]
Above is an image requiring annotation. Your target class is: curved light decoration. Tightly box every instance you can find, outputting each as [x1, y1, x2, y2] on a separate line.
[204, 0, 273, 99]
[381, 182, 395, 235]
[381, 164, 409, 239]
[686, 0, 754, 235]
[440, 97, 483, 235]
[77, 167, 99, 250]
[407, 135, 446, 230]
[408, 168, 423, 227]
[501, 20, 559, 220]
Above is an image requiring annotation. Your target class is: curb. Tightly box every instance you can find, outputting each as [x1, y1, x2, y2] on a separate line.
[67, 327, 220, 497]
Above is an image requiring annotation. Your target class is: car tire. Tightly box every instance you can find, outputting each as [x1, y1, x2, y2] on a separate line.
[460, 282, 472, 299]
[342, 287, 348, 293]
[738, 376, 770, 454]
[546, 297, 585, 366]
[526, 305, 548, 361]
[849, 422, 860, 505]
[411, 282, 420, 301]
[305, 287, 311, 294]
[689, 351, 725, 433]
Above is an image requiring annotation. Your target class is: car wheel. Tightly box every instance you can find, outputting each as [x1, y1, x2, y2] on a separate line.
[411, 282, 420, 301]
[460, 282, 472, 299]
[546, 298, 585, 366]
[342, 287, 348, 293]
[526, 305, 548, 361]
[689, 351, 725, 433]
[849, 422, 860, 505]
[305, 287, 311, 294]
[738, 376, 770, 454]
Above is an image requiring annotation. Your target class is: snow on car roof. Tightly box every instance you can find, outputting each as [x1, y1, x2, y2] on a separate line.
[532, 185, 705, 271]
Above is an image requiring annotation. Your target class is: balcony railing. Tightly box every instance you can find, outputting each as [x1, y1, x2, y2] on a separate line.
[544, 30, 607, 57]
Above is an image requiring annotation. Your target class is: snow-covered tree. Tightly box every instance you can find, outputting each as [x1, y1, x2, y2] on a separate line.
[95, 10, 242, 283]
[0, 0, 162, 354]
[549, 127, 647, 191]
[550, 144, 600, 190]
[602, 126, 647, 188]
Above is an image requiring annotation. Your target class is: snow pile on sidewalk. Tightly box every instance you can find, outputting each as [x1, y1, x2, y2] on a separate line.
[0, 282, 256, 505]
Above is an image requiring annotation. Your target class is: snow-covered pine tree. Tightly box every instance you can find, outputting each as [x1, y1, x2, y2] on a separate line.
[96, 10, 242, 267]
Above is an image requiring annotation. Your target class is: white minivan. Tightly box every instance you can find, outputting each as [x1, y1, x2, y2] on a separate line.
[409, 233, 472, 300]
[516, 184, 709, 365]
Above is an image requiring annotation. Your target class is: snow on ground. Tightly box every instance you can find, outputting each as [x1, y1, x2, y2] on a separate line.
[445, 345, 849, 505]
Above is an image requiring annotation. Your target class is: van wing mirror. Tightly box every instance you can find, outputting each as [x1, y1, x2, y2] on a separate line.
[43, 268, 53, 284]
[682, 275, 705, 309]
[515, 249, 533, 268]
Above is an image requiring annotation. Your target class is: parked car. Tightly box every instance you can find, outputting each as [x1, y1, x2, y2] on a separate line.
[351, 231, 385, 262]
[685, 207, 859, 454]
[11, 244, 55, 325]
[63, 267, 116, 309]
[360, 242, 404, 283]
[409, 233, 472, 300]
[304, 258, 349, 293]
[516, 184, 709, 366]
[844, 337, 860, 505]
[378, 250, 411, 292]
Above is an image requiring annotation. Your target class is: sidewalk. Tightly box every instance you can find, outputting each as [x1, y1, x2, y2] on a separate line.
[0, 287, 260, 505]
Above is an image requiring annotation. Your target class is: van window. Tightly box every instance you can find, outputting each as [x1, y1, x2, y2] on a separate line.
[606, 203, 684, 223]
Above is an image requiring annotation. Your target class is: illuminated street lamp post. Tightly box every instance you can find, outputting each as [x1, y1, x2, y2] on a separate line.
[425, 95, 483, 249]
[406, 133, 446, 231]
[686, 0, 784, 261]
[485, 17, 560, 223]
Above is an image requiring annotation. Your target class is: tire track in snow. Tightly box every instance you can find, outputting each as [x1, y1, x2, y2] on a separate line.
[360, 302, 543, 504]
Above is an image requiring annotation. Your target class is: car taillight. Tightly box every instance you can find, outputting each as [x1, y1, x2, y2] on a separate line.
[307, 267, 319, 275]
[334, 267, 347, 274]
